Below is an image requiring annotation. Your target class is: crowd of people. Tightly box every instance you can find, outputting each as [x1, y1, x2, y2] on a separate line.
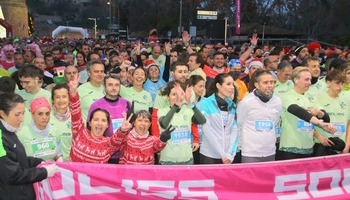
[0, 30, 350, 199]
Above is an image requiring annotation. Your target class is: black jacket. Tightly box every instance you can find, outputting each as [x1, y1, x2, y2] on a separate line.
[0, 121, 47, 200]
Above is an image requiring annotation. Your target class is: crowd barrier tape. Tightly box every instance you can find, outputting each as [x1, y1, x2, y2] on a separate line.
[35, 154, 350, 200]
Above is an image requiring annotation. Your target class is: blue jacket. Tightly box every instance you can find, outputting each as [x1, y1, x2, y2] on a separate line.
[197, 94, 238, 162]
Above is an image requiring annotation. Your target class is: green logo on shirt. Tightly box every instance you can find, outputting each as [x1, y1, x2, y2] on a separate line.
[0, 130, 7, 157]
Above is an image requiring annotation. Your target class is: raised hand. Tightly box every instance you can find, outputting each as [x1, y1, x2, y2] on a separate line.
[185, 85, 193, 105]
[120, 60, 132, 70]
[165, 42, 172, 55]
[182, 30, 191, 45]
[192, 143, 199, 152]
[126, 101, 135, 123]
[160, 125, 176, 142]
[135, 41, 141, 55]
[68, 73, 80, 95]
[120, 113, 133, 132]
[250, 33, 259, 46]
[173, 83, 185, 107]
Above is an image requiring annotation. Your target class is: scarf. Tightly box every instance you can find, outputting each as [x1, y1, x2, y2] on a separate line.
[53, 107, 71, 121]
[254, 89, 273, 103]
[215, 93, 228, 111]
[31, 120, 50, 136]
[0, 119, 20, 133]
[131, 128, 149, 139]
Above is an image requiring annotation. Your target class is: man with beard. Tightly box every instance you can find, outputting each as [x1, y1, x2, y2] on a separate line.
[291, 45, 309, 68]
[237, 70, 282, 162]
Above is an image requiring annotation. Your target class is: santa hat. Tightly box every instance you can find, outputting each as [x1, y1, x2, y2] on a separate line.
[144, 59, 157, 69]
[307, 42, 321, 52]
[244, 60, 263, 74]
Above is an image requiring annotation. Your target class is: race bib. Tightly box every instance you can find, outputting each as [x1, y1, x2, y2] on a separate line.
[31, 137, 56, 157]
[171, 128, 191, 144]
[255, 120, 274, 131]
[332, 122, 346, 135]
[112, 118, 124, 132]
[297, 120, 314, 132]
[221, 111, 229, 126]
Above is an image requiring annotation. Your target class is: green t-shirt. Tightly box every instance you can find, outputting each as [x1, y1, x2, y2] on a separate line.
[279, 89, 317, 154]
[17, 124, 61, 161]
[314, 91, 350, 142]
[340, 90, 350, 106]
[17, 88, 52, 110]
[306, 78, 328, 97]
[274, 79, 294, 97]
[157, 105, 194, 164]
[49, 113, 72, 161]
[120, 86, 152, 112]
[77, 82, 105, 122]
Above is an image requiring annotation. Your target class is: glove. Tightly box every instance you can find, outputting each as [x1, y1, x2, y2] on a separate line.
[160, 125, 176, 142]
[44, 164, 58, 178]
[126, 101, 135, 123]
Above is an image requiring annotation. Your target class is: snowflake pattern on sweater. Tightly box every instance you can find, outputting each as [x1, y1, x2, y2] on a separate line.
[69, 93, 126, 163]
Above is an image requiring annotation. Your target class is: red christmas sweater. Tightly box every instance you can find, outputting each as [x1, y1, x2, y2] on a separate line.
[69, 93, 126, 163]
[119, 130, 166, 165]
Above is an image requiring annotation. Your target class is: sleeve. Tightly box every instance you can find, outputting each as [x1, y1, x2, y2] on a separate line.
[151, 108, 160, 137]
[191, 124, 199, 143]
[0, 155, 47, 185]
[319, 109, 330, 123]
[162, 55, 171, 82]
[191, 106, 206, 124]
[159, 106, 179, 129]
[153, 137, 167, 153]
[108, 129, 129, 152]
[27, 156, 44, 167]
[287, 104, 313, 122]
[69, 93, 86, 138]
[136, 55, 143, 67]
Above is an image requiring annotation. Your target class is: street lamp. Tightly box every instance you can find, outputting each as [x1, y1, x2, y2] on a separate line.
[88, 18, 97, 39]
[107, 0, 112, 25]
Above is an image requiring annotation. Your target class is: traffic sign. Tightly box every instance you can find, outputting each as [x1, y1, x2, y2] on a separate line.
[197, 10, 218, 16]
[197, 15, 217, 20]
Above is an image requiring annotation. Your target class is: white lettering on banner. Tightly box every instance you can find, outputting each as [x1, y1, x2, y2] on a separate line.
[121, 179, 137, 195]
[78, 173, 120, 195]
[138, 181, 176, 199]
[274, 173, 309, 200]
[343, 168, 350, 193]
[274, 168, 350, 199]
[41, 168, 217, 199]
[309, 170, 343, 197]
[178, 180, 218, 200]
[40, 168, 75, 199]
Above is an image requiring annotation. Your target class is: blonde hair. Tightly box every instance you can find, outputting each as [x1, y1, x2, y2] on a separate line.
[291, 66, 310, 83]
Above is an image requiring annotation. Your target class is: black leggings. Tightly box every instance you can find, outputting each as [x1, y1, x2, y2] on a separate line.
[278, 150, 313, 160]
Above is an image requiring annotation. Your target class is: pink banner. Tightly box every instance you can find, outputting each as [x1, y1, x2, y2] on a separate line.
[35, 155, 350, 199]
[235, 0, 241, 35]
